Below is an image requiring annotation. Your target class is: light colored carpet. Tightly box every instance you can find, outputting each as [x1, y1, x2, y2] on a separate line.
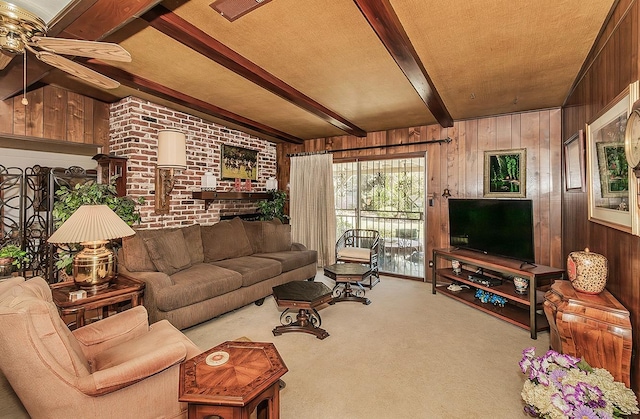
[0, 271, 549, 418]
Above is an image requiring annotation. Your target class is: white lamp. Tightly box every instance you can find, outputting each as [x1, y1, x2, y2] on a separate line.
[48, 205, 135, 291]
[155, 129, 187, 214]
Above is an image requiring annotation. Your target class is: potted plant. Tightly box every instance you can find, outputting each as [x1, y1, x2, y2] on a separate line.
[256, 189, 288, 223]
[0, 244, 30, 277]
[51, 180, 144, 275]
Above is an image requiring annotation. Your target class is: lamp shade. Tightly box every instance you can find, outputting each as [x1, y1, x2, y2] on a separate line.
[48, 205, 136, 244]
[157, 129, 187, 169]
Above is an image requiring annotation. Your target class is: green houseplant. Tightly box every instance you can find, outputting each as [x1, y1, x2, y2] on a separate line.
[52, 180, 144, 273]
[0, 244, 30, 277]
[256, 190, 288, 222]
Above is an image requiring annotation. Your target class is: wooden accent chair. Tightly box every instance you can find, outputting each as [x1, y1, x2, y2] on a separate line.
[0, 276, 202, 419]
[335, 229, 380, 288]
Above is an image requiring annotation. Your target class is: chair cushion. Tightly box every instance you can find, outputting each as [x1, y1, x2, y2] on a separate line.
[143, 229, 192, 275]
[212, 256, 282, 287]
[337, 247, 371, 262]
[201, 218, 253, 262]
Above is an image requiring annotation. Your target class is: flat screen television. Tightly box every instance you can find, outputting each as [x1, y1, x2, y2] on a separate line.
[448, 198, 535, 264]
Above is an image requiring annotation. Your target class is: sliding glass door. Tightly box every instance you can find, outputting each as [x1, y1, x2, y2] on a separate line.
[334, 157, 425, 278]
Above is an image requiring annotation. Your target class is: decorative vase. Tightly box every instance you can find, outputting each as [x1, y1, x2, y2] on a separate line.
[513, 277, 529, 294]
[566, 248, 608, 294]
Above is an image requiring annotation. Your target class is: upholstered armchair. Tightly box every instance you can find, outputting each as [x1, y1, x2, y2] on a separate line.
[0, 276, 202, 419]
[335, 229, 380, 288]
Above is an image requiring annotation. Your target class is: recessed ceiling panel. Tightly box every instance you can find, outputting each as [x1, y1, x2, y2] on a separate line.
[390, 0, 615, 120]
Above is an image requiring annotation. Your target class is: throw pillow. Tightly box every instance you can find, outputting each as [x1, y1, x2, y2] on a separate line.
[242, 220, 264, 253]
[143, 229, 192, 275]
[201, 217, 253, 262]
[260, 219, 292, 253]
[121, 232, 157, 272]
[181, 224, 204, 264]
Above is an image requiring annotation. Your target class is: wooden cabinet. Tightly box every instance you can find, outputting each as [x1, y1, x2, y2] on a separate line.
[544, 280, 632, 386]
[432, 248, 564, 339]
[93, 154, 128, 197]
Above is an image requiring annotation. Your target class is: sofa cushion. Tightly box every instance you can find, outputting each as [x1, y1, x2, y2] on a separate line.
[155, 264, 242, 311]
[121, 233, 157, 272]
[254, 249, 317, 272]
[201, 218, 253, 262]
[182, 224, 204, 264]
[211, 256, 282, 287]
[242, 220, 264, 254]
[143, 229, 192, 276]
[261, 219, 292, 253]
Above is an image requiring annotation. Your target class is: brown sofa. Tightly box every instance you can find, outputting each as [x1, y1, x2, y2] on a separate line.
[118, 218, 317, 330]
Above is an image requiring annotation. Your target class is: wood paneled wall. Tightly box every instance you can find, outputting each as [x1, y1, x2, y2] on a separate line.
[0, 85, 110, 149]
[562, 0, 640, 393]
[277, 109, 563, 277]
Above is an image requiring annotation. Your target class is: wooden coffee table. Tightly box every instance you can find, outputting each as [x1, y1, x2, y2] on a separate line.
[272, 281, 333, 340]
[179, 340, 287, 419]
[50, 274, 145, 329]
[324, 263, 372, 305]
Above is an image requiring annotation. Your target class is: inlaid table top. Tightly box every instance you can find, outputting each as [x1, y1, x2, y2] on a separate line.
[323, 263, 371, 278]
[179, 340, 288, 407]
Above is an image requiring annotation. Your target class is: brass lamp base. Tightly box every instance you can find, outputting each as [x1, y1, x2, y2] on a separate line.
[73, 241, 115, 292]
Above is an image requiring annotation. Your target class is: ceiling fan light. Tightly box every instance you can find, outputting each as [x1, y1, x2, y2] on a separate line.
[0, 32, 23, 53]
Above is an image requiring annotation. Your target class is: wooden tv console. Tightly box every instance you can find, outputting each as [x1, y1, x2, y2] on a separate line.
[431, 248, 564, 339]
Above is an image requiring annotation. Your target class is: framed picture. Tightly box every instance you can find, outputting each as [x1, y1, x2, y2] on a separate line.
[564, 130, 586, 192]
[586, 86, 635, 231]
[221, 144, 258, 181]
[483, 148, 526, 198]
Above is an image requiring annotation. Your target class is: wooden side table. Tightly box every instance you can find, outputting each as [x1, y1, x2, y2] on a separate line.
[179, 341, 288, 419]
[324, 263, 372, 305]
[51, 274, 145, 329]
[544, 280, 632, 386]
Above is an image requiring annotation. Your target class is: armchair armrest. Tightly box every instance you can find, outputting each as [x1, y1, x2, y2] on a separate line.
[77, 341, 187, 396]
[291, 242, 308, 251]
[73, 306, 149, 358]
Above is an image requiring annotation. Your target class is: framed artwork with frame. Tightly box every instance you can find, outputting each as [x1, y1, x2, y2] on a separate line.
[483, 148, 526, 198]
[564, 130, 586, 192]
[586, 83, 639, 233]
[220, 144, 258, 181]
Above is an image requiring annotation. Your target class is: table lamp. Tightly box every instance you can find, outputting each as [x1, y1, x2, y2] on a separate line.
[48, 205, 135, 291]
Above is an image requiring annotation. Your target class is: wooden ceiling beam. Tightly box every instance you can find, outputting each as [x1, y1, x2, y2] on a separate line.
[0, 0, 162, 100]
[141, 5, 367, 137]
[353, 0, 454, 128]
[84, 60, 305, 144]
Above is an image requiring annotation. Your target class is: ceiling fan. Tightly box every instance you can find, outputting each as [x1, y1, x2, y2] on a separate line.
[0, 0, 131, 91]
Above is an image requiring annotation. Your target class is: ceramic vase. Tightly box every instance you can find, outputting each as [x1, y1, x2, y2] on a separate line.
[566, 248, 608, 294]
[513, 277, 529, 294]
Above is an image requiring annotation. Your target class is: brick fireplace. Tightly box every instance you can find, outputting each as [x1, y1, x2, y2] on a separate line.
[109, 97, 277, 228]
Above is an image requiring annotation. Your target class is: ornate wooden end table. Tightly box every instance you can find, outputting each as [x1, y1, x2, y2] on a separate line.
[50, 274, 145, 329]
[323, 263, 372, 305]
[179, 341, 288, 419]
[272, 281, 333, 340]
[544, 280, 632, 386]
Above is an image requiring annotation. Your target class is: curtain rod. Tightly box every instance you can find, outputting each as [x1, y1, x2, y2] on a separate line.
[286, 137, 451, 157]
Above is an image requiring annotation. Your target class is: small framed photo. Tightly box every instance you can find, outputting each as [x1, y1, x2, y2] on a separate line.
[483, 148, 526, 198]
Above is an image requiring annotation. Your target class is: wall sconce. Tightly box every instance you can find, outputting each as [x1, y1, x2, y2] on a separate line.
[442, 188, 451, 198]
[155, 129, 187, 215]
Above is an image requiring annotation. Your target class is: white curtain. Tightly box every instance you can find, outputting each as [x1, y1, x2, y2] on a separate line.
[290, 153, 336, 266]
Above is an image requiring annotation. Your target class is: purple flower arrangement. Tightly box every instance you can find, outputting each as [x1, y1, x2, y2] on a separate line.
[519, 347, 638, 418]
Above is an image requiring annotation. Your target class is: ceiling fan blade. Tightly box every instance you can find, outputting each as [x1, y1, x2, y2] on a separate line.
[0, 50, 14, 70]
[36, 51, 120, 89]
[31, 37, 131, 62]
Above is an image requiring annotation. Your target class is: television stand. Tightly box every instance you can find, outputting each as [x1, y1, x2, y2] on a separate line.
[432, 248, 564, 339]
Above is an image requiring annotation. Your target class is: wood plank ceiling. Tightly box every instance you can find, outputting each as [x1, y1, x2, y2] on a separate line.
[0, 0, 615, 143]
